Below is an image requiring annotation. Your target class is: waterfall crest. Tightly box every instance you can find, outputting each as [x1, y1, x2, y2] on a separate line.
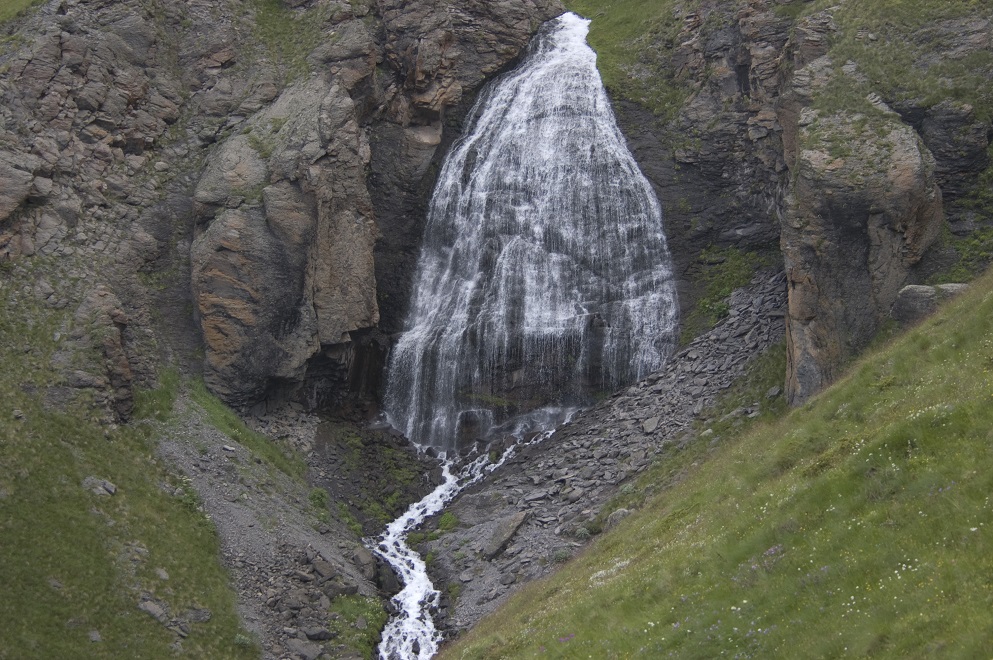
[384, 12, 678, 451]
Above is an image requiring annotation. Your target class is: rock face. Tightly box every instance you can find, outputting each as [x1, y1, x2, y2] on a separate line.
[0, 0, 562, 413]
[1, 0, 985, 414]
[191, 0, 563, 407]
[610, 0, 990, 403]
[191, 77, 378, 407]
[775, 10, 947, 402]
[612, 1, 795, 315]
[780, 111, 942, 402]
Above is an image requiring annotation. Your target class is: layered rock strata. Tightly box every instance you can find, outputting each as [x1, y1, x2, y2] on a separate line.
[0, 0, 562, 414]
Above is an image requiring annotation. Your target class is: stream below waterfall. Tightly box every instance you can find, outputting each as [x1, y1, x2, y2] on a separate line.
[373, 11, 678, 659]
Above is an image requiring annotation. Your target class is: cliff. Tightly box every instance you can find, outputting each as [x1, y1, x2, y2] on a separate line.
[0, 0, 562, 421]
[573, 0, 992, 402]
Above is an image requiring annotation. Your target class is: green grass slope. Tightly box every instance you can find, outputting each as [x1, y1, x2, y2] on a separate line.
[444, 268, 993, 658]
[0, 0, 41, 26]
[0, 278, 258, 657]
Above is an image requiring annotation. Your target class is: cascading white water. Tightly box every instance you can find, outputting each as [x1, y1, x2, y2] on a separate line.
[375, 421, 570, 660]
[383, 12, 678, 453]
[374, 12, 679, 659]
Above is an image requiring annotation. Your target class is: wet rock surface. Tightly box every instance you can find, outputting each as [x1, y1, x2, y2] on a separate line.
[425, 271, 787, 635]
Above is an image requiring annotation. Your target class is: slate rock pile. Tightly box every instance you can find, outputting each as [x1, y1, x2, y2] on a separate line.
[427, 270, 788, 634]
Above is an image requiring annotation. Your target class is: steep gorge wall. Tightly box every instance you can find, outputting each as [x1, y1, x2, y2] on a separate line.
[605, 0, 991, 403]
[0, 0, 562, 417]
[2, 0, 989, 420]
[190, 0, 566, 409]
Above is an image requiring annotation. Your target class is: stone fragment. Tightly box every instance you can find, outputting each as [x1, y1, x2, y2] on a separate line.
[605, 508, 632, 530]
[284, 637, 323, 660]
[482, 511, 529, 560]
[303, 626, 333, 641]
[138, 599, 169, 623]
[0, 151, 34, 222]
[312, 558, 336, 579]
[82, 476, 117, 496]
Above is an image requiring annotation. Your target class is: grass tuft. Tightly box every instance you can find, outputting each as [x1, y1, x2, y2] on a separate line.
[0, 0, 42, 26]
[327, 594, 389, 657]
[132, 367, 181, 422]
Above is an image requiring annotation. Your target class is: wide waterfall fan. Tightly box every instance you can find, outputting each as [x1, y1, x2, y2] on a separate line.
[385, 12, 678, 453]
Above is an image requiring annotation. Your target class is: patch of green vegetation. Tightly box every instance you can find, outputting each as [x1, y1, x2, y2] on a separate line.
[444, 268, 993, 659]
[437, 511, 460, 533]
[250, 0, 326, 81]
[132, 367, 180, 422]
[337, 502, 363, 537]
[564, 0, 699, 119]
[680, 246, 771, 344]
[0, 270, 257, 658]
[800, 0, 993, 121]
[408, 510, 459, 546]
[327, 594, 389, 657]
[190, 378, 306, 478]
[246, 131, 276, 160]
[309, 487, 331, 524]
[930, 225, 993, 284]
[0, 0, 41, 25]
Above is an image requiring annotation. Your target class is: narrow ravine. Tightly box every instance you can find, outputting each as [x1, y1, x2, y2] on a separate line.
[373, 461, 461, 659]
[373, 11, 679, 659]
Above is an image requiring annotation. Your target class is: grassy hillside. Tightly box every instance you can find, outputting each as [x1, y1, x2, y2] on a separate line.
[0, 0, 41, 26]
[0, 268, 258, 657]
[443, 268, 993, 658]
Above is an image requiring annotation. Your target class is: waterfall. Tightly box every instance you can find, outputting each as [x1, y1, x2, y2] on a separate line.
[383, 12, 678, 453]
[374, 12, 679, 659]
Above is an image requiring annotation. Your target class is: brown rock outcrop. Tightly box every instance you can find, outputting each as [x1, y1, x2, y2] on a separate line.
[613, 0, 972, 404]
[776, 10, 944, 403]
[71, 286, 135, 421]
[780, 112, 943, 402]
[191, 1, 563, 407]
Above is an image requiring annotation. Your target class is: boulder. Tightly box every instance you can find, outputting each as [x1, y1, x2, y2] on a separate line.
[72, 287, 136, 421]
[482, 511, 529, 560]
[0, 152, 35, 222]
[891, 283, 968, 325]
